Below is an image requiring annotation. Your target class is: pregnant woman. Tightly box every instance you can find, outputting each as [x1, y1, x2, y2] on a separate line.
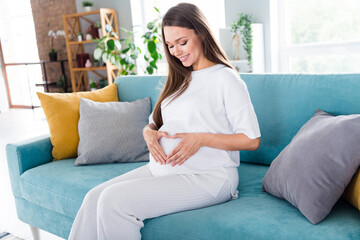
[69, 3, 261, 240]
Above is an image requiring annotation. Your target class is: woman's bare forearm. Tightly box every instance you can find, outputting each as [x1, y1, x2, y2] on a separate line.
[198, 133, 260, 151]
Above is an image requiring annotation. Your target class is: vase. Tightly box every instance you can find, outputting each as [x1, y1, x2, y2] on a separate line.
[86, 33, 92, 41]
[84, 6, 92, 12]
[232, 34, 241, 60]
[49, 52, 58, 61]
[98, 28, 103, 39]
[85, 59, 92, 68]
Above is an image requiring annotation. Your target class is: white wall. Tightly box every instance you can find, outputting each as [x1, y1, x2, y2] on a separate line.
[224, 0, 272, 72]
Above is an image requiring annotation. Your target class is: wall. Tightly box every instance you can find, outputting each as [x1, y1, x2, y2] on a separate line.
[30, 0, 75, 92]
[224, 0, 272, 72]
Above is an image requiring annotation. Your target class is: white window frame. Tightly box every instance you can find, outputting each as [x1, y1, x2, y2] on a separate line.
[276, 0, 360, 73]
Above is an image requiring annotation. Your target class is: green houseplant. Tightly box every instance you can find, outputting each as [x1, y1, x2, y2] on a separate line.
[141, 7, 162, 75]
[82, 1, 93, 11]
[93, 25, 140, 75]
[231, 13, 254, 70]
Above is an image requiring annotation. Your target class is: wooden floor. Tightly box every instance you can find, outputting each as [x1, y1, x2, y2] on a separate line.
[0, 108, 63, 240]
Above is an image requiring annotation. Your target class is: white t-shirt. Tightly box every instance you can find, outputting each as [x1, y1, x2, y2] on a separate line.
[148, 64, 261, 197]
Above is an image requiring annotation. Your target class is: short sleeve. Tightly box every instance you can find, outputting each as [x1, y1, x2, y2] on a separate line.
[148, 111, 155, 125]
[222, 74, 261, 139]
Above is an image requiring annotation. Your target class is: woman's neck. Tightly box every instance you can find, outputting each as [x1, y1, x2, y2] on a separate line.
[192, 57, 216, 71]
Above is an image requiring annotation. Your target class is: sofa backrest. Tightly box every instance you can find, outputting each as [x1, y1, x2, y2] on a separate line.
[115, 73, 360, 165]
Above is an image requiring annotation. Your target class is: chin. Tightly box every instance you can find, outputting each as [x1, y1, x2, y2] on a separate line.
[182, 61, 193, 67]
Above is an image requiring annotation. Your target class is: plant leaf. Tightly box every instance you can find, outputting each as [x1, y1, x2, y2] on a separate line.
[114, 40, 122, 50]
[105, 24, 112, 33]
[102, 52, 108, 63]
[150, 60, 157, 69]
[94, 48, 103, 60]
[129, 43, 136, 50]
[122, 48, 130, 54]
[146, 66, 154, 75]
[150, 51, 158, 61]
[111, 32, 119, 39]
[147, 41, 156, 54]
[144, 32, 152, 39]
[110, 55, 116, 65]
[106, 39, 115, 51]
[147, 22, 154, 30]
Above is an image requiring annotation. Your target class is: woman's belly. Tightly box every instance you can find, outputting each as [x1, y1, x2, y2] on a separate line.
[148, 136, 237, 176]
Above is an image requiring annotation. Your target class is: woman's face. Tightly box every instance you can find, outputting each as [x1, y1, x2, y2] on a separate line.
[163, 26, 206, 71]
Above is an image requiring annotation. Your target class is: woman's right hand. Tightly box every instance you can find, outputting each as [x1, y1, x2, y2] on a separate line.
[143, 125, 170, 165]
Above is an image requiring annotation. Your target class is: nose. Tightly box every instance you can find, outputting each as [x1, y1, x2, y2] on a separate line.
[172, 46, 182, 57]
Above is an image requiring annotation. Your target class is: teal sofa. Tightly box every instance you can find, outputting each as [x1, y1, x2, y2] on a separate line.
[7, 74, 360, 239]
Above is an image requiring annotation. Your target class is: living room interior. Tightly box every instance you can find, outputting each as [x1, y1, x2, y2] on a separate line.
[1, 0, 360, 239]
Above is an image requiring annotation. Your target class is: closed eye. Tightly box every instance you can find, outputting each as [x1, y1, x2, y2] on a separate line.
[180, 41, 187, 46]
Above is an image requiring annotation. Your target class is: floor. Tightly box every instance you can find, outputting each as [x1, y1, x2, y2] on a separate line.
[0, 108, 63, 240]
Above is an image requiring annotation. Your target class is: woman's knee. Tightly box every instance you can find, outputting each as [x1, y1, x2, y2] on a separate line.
[97, 184, 137, 217]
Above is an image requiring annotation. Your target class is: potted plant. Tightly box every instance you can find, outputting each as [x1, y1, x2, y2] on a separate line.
[82, 1, 93, 12]
[77, 32, 83, 42]
[231, 13, 254, 70]
[89, 80, 97, 91]
[48, 30, 65, 61]
[93, 25, 140, 75]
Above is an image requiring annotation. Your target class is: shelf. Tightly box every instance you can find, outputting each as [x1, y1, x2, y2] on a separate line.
[69, 40, 98, 45]
[35, 82, 57, 86]
[72, 66, 107, 71]
[63, 8, 119, 92]
[63, 9, 101, 18]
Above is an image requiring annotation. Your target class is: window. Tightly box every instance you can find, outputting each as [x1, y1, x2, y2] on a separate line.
[0, 0, 42, 107]
[277, 0, 360, 73]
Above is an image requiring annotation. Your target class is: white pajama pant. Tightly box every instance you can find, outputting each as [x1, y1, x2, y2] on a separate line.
[68, 164, 232, 240]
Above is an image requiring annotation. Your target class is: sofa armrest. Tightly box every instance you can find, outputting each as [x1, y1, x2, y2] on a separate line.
[6, 134, 53, 197]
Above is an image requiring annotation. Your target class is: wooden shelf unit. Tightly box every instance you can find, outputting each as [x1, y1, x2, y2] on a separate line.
[62, 8, 119, 92]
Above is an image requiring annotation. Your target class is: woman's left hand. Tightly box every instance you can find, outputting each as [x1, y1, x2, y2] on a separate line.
[165, 133, 203, 166]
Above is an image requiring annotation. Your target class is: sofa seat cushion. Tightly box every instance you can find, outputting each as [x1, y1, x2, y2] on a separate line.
[20, 160, 360, 239]
[20, 159, 147, 218]
[141, 163, 360, 240]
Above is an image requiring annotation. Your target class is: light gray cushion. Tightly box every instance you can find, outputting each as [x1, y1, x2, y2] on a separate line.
[262, 109, 360, 224]
[75, 97, 150, 166]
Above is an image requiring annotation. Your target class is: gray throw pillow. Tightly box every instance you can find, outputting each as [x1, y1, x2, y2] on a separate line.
[262, 109, 360, 224]
[75, 97, 150, 166]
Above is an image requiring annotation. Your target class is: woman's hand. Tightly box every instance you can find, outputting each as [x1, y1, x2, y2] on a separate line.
[165, 133, 204, 167]
[143, 127, 170, 165]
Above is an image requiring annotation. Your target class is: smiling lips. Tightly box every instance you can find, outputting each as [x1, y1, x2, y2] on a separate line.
[179, 54, 189, 62]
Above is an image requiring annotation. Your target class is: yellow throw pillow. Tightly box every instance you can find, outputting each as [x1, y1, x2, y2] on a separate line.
[343, 169, 360, 211]
[37, 84, 119, 160]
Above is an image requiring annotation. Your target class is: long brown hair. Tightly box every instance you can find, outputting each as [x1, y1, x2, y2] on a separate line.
[152, 2, 234, 129]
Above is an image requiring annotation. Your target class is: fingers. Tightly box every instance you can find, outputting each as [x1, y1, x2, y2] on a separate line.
[167, 143, 181, 160]
[171, 154, 188, 167]
[151, 142, 167, 164]
[168, 133, 185, 139]
[158, 131, 171, 139]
